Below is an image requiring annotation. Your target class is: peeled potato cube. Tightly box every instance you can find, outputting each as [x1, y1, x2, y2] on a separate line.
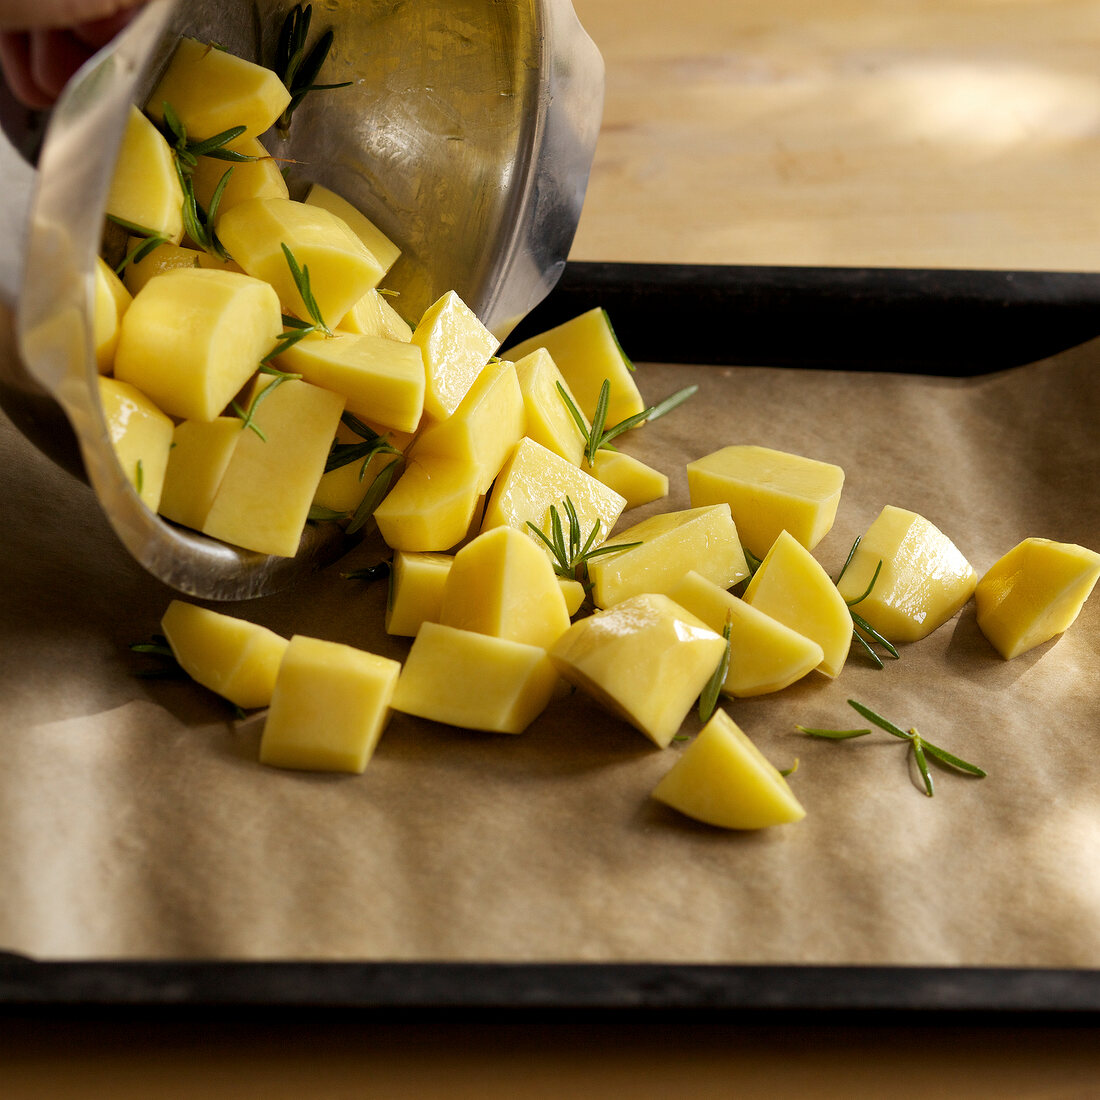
[411, 290, 500, 422]
[742, 530, 852, 678]
[440, 526, 571, 649]
[114, 267, 282, 422]
[587, 504, 748, 609]
[260, 635, 401, 773]
[391, 622, 559, 734]
[338, 289, 413, 342]
[121, 238, 241, 296]
[373, 456, 481, 552]
[93, 256, 131, 373]
[105, 105, 184, 243]
[217, 198, 386, 326]
[504, 307, 644, 426]
[559, 577, 586, 617]
[837, 506, 977, 643]
[98, 376, 174, 512]
[667, 571, 824, 697]
[161, 600, 288, 709]
[549, 593, 727, 749]
[146, 36, 291, 140]
[305, 182, 401, 278]
[409, 358, 525, 495]
[202, 378, 345, 557]
[687, 444, 844, 559]
[192, 136, 289, 219]
[385, 551, 454, 636]
[158, 418, 244, 531]
[513, 348, 588, 466]
[589, 449, 668, 510]
[652, 709, 806, 830]
[975, 538, 1100, 659]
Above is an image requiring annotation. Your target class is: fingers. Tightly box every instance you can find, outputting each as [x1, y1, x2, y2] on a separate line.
[0, 1, 146, 32]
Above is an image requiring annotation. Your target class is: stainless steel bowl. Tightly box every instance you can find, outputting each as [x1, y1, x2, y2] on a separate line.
[0, 0, 603, 599]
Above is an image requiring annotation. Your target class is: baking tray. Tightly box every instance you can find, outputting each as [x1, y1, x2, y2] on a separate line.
[2, 261, 1099, 1024]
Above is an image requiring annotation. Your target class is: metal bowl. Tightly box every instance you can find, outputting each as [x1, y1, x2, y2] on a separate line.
[0, 0, 603, 598]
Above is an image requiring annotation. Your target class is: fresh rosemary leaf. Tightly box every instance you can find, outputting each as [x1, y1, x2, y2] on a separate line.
[796, 726, 872, 740]
[845, 559, 882, 608]
[274, 4, 353, 133]
[342, 560, 392, 582]
[526, 497, 641, 585]
[846, 699, 909, 740]
[697, 615, 732, 723]
[308, 504, 348, 522]
[135, 459, 144, 494]
[603, 307, 635, 372]
[910, 733, 934, 797]
[346, 457, 401, 534]
[918, 741, 987, 777]
[835, 534, 861, 584]
[281, 242, 331, 333]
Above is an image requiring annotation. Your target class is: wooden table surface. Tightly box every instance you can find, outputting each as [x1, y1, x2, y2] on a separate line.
[3, 1, 1099, 1095]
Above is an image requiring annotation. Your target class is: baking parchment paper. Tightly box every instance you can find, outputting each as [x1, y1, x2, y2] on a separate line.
[1, 337, 1097, 964]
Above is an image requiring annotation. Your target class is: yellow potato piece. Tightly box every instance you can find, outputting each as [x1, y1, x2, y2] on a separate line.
[742, 530, 852, 678]
[217, 198, 386, 327]
[559, 577, 586, 617]
[104, 105, 184, 243]
[412, 290, 501, 422]
[652, 709, 806, 830]
[202, 378, 345, 557]
[513, 348, 588, 466]
[98, 376, 174, 512]
[93, 256, 131, 374]
[260, 635, 400, 773]
[121, 239, 241, 296]
[549, 593, 727, 749]
[385, 551, 454, 636]
[687, 444, 845, 559]
[409, 359, 525, 495]
[276, 329, 425, 433]
[391, 622, 559, 734]
[191, 136, 289, 219]
[439, 526, 572, 649]
[373, 456, 481, 552]
[587, 504, 749, 609]
[504, 307, 644, 426]
[837, 505, 977, 644]
[975, 537, 1100, 659]
[146, 36, 291, 140]
[338, 289, 413, 342]
[305, 183, 401, 278]
[667, 571, 824, 697]
[313, 420, 414, 515]
[161, 599, 288, 710]
[589, 449, 669, 510]
[114, 267, 282, 422]
[159, 417, 243, 531]
[481, 436, 627, 555]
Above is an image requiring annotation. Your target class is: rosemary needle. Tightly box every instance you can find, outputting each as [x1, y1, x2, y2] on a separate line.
[697, 613, 733, 723]
[526, 497, 640, 586]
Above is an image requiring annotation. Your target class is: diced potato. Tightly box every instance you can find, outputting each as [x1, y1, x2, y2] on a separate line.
[687, 444, 845, 559]
[385, 551, 454, 636]
[587, 504, 748, 609]
[837, 506, 977, 643]
[260, 635, 400, 773]
[313, 420, 414, 515]
[275, 330, 425, 433]
[338, 289, 413, 342]
[104, 105, 184, 243]
[373, 456, 481, 551]
[513, 348, 588, 466]
[202, 378, 345, 557]
[411, 290, 500, 422]
[549, 593, 727, 749]
[666, 571, 823, 697]
[504, 307, 644, 426]
[305, 182, 401, 278]
[191, 136, 289, 219]
[439, 526, 571, 649]
[113, 267, 282, 421]
[121, 238, 241, 296]
[742, 530, 852, 678]
[408, 359, 525, 495]
[160, 599, 288, 709]
[98, 376, 174, 511]
[481, 436, 627, 555]
[559, 577, 586, 617]
[146, 36, 291, 140]
[93, 256, 131, 373]
[159, 417, 244, 531]
[975, 537, 1100, 659]
[391, 622, 559, 734]
[652, 709, 806, 830]
[217, 197, 386, 326]
[589, 449, 668, 510]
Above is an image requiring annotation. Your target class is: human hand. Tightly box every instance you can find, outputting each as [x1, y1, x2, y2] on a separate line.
[1, 1, 148, 109]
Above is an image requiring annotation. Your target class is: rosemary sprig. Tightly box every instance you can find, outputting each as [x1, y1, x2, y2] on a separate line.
[106, 215, 171, 273]
[281, 242, 331, 333]
[129, 635, 245, 718]
[797, 699, 986, 798]
[324, 416, 401, 475]
[342, 560, 392, 582]
[697, 613, 733, 722]
[346, 457, 402, 534]
[160, 101, 254, 169]
[176, 160, 231, 260]
[556, 379, 697, 467]
[273, 4, 353, 134]
[835, 535, 899, 669]
[525, 496, 640, 586]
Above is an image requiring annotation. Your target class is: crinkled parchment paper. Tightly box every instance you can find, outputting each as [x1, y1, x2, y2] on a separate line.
[1, 337, 1098, 963]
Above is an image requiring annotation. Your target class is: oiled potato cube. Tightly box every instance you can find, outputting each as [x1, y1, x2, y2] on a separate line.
[338, 289, 413, 342]
[652, 709, 806, 830]
[837, 505, 977, 643]
[159, 417, 244, 531]
[98, 376, 174, 512]
[260, 635, 400, 773]
[305, 183, 401, 278]
[687, 444, 844, 559]
[391, 622, 559, 734]
[113, 267, 282, 421]
[93, 257, 131, 374]
[513, 348, 588, 466]
[385, 551, 454, 636]
[549, 593, 727, 748]
[589, 449, 668, 510]
[373, 456, 481, 552]
[161, 600, 288, 709]
[104, 106, 184, 243]
[975, 537, 1100, 659]
[587, 504, 748, 608]
[121, 238, 242, 296]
